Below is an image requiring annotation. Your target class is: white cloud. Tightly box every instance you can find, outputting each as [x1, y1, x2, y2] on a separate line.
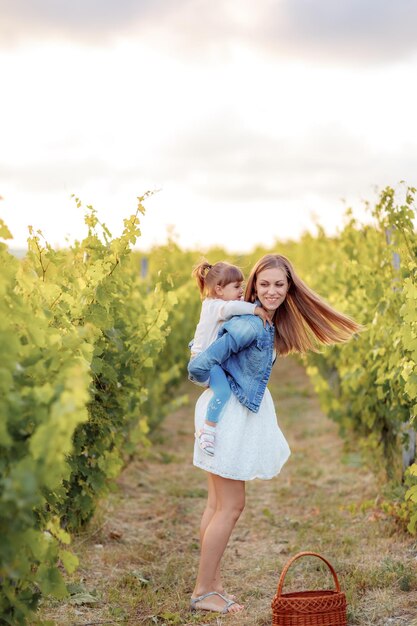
[1, 8, 416, 253]
[2, 0, 417, 63]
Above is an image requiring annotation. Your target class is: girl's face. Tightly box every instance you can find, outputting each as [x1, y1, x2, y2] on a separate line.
[255, 267, 289, 314]
[215, 281, 244, 301]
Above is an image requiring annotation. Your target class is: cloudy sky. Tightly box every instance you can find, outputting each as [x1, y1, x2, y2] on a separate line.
[1, 1, 416, 252]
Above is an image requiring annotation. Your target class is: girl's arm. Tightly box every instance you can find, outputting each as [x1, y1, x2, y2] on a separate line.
[188, 317, 259, 382]
[218, 300, 271, 327]
[218, 300, 256, 320]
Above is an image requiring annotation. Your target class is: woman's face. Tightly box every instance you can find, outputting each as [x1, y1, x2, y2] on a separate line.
[255, 267, 289, 314]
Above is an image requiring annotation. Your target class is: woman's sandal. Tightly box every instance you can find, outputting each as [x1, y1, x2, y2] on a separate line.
[190, 591, 240, 614]
[196, 428, 215, 456]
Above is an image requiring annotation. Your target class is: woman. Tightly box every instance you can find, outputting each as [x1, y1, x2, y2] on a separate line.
[188, 254, 361, 615]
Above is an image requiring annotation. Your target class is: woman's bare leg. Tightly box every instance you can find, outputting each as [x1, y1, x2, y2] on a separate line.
[199, 473, 225, 596]
[199, 474, 237, 599]
[199, 473, 217, 543]
[192, 473, 245, 614]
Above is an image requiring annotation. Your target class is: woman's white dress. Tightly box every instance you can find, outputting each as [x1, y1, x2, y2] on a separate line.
[193, 374, 291, 481]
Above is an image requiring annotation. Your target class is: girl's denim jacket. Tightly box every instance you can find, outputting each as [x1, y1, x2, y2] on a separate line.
[187, 314, 275, 413]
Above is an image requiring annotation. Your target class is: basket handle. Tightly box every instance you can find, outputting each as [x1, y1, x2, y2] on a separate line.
[276, 551, 341, 597]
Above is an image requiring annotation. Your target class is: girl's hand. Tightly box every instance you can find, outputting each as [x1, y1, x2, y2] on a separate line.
[254, 306, 273, 327]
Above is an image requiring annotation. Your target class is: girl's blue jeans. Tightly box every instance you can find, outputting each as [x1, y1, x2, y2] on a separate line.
[206, 364, 231, 424]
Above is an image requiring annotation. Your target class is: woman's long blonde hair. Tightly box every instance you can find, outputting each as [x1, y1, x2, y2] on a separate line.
[245, 254, 362, 355]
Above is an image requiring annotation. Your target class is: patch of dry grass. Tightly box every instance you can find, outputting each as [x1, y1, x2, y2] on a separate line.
[39, 358, 417, 626]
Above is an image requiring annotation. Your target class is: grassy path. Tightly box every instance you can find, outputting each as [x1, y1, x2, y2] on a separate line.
[41, 358, 417, 626]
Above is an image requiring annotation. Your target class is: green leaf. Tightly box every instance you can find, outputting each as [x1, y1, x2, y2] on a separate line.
[60, 549, 79, 574]
[36, 565, 68, 598]
[67, 591, 100, 605]
[0, 219, 13, 240]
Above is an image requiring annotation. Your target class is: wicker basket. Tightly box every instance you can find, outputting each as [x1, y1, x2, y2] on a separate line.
[271, 551, 347, 626]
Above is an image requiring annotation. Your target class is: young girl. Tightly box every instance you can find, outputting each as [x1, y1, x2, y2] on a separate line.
[189, 260, 270, 457]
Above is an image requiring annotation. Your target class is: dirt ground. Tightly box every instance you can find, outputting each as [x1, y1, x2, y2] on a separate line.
[40, 357, 417, 626]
